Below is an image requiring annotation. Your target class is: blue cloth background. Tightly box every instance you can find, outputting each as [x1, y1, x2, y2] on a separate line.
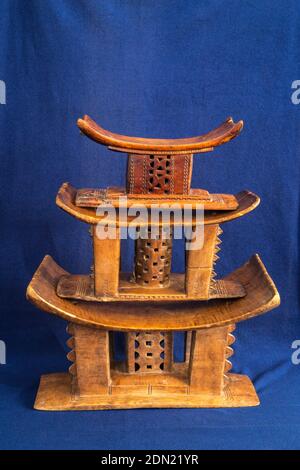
[0, 0, 299, 450]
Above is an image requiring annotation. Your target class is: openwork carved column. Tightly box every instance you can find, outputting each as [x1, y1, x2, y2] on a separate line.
[126, 153, 193, 373]
[133, 227, 173, 288]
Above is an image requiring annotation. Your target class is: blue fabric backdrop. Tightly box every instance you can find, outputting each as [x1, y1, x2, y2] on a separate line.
[0, 0, 300, 450]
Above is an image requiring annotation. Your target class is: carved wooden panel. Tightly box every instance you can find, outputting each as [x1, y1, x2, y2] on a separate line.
[127, 331, 173, 373]
[127, 154, 193, 194]
[74, 186, 241, 210]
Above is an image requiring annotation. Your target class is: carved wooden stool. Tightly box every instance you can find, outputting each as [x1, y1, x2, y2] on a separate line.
[26, 116, 280, 410]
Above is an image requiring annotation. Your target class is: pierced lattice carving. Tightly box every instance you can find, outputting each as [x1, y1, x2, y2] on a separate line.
[134, 227, 173, 288]
[127, 153, 193, 194]
[147, 155, 172, 194]
[127, 331, 173, 373]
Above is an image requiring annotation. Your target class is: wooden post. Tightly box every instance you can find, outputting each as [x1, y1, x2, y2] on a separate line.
[188, 326, 229, 395]
[185, 224, 221, 298]
[184, 331, 192, 363]
[73, 324, 111, 396]
[92, 225, 120, 297]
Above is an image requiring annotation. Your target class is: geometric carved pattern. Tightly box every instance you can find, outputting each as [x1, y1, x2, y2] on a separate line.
[66, 323, 77, 394]
[223, 324, 236, 389]
[146, 155, 172, 194]
[134, 227, 173, 288]
[209, 226, 223, 295]
[127, 331, 173, 374]
[127, 154, 193, 195]
[185, 224, 221, 299]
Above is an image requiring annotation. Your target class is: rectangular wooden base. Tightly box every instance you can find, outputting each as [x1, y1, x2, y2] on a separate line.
[34, 372, 259, 411]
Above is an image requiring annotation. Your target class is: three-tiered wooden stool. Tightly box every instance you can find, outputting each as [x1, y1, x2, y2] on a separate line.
[26, 116, 280, 410]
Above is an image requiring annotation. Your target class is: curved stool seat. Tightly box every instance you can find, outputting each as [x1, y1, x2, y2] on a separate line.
[77, 115, 243, 153]
[27, 254, 280, 332]
[56, 183, 259, 226]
